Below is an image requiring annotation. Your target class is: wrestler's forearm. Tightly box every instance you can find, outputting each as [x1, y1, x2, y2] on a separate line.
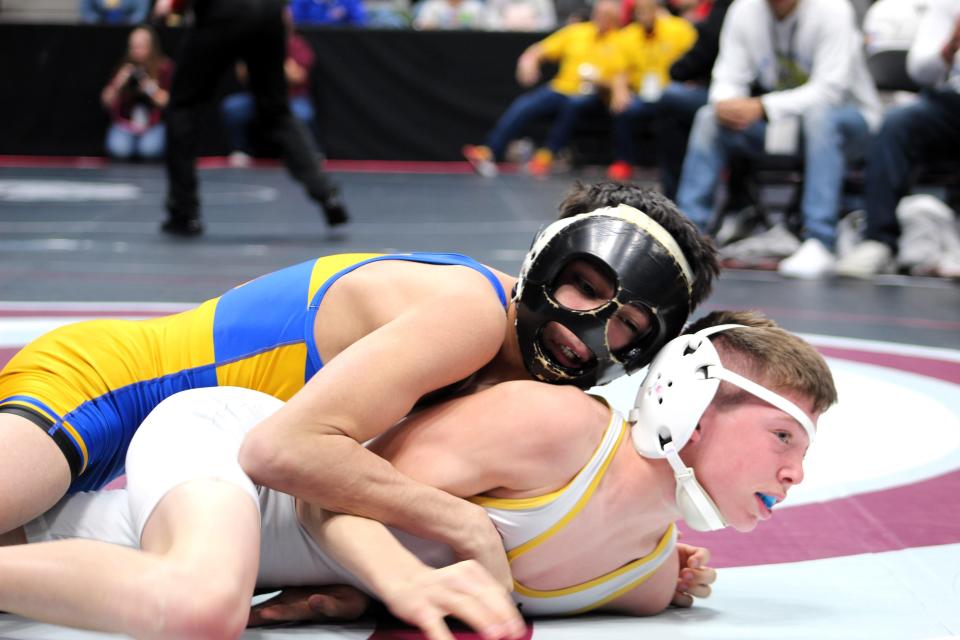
[299, 506, 427, 601]
[300, 506, 525, 640]
[0, 539, 170, 636]
[241, 432, 510, 586]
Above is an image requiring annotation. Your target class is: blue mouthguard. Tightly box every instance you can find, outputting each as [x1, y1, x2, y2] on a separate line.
[757, 493, 777, 509]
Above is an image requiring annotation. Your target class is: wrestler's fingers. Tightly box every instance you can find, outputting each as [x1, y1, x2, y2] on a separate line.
[679, 568, 716, 591]
[412, 611, 456, 640]
[438, 593, 494, 638]
[678, 567, 717, 584]
[671, 590, 694, 608]
[692, 566, 717, 586]
[683, 582, 712, 599]
[248, 600, 312, 626]
[306, 593, 368, 620]
[418, 561, 522, 639]
[485, 593, 525, 639]
[455, 563, 525, 638]
[683, 545, 711, 570]
[680, 566, 717, 589]
[306, 586, 370, 620]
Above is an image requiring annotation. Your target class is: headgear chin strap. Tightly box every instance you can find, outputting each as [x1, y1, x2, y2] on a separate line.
[627, 324, 816, 531]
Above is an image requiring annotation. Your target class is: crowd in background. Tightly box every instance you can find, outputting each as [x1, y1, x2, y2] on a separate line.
[463, 0, 959, 280]
[81, 0, 599, 30]
[39, 0, 960, 277]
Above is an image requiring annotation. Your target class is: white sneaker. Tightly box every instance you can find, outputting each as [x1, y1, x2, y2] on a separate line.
[834, 240, 894, 278]
[715, 206, 762, 247]
[720, 223, 800, 261]
[777, 238, 836, 279]
[228, 151, 252, 168]
[897, 194, 956, 274]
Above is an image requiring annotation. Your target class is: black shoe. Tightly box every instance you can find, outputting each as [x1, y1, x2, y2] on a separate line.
[320, 192, 350, 227]
[161, 217, 204, 237]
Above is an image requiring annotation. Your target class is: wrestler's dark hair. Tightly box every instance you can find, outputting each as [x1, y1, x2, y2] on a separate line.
[687, 309, 838, 415]
[556, 180, 720, 310]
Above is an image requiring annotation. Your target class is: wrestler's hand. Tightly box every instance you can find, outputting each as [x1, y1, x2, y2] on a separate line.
[451, 506, 514, 591]
[671, 542, 717, 608]
[247, 585, 370, 627]
[381, 560, 525, 640]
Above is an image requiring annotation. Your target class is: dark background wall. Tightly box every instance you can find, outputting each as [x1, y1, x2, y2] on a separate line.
[0, 24, 547, 160]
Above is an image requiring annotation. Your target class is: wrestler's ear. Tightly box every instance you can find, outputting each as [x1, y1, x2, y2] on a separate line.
[687, 424, 703, 445]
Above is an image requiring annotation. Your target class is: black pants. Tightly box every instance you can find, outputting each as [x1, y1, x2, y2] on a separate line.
[863, 89, 960, 250]
[164, 8, 337, 221]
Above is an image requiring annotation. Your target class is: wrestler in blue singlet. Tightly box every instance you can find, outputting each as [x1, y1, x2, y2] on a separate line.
[0, 253, 506, 492]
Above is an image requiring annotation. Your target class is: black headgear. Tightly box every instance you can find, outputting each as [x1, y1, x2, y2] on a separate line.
[514, 205, 694, 389]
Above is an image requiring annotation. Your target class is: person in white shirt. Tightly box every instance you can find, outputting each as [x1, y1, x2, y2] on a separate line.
[836, 0, 960, 278]
[486, 0, 557, 31]
[413, 0, 489, 29]
[675, 0, 882, 279]
[861, 0, 930, 54]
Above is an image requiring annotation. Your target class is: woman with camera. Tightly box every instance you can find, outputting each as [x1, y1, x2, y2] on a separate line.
[100, 25, 173, 161]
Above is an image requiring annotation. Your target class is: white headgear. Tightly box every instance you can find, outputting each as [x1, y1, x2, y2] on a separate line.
[628, 324, 816, 531]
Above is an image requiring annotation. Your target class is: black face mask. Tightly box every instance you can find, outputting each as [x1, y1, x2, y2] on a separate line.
[515, 206, 693, 389]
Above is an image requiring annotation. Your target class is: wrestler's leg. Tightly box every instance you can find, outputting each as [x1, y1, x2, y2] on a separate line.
[138, 479, 261, 639]
[0, 481, 260, 640]
[0, 413, 71, 534]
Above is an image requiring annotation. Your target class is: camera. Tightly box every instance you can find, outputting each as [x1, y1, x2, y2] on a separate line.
[126, 66, 148, 89]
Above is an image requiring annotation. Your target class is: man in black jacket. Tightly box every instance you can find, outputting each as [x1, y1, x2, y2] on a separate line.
[153, 0, 349, 236]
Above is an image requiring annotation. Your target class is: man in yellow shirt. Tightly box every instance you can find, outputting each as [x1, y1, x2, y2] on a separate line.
[463, 0, 625, 177]
[607, 0, 696, 180]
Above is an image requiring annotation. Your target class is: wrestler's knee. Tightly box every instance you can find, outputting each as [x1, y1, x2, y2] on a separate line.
[143, 565, 251, 640]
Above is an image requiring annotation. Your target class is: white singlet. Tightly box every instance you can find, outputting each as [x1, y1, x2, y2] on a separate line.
[25, 386, 675, 614]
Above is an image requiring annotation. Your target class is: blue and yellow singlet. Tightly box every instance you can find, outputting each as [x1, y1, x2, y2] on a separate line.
[0, 252, 506, 492]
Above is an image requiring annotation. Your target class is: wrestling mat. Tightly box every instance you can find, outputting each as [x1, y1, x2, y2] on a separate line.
[1, 305, 958, 640]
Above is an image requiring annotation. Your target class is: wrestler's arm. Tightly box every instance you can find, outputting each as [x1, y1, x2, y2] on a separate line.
[596, 543, 716, 615]
[294, 381, 596, 635]
[298, 507, 526, 640]
[377, 384, 716, 615]
[370, 380, 601, 497]
[303, 382, 714, 619]
[365, 380, 717, 615]
[238, 278, 515, 586]
[308, 382, 601, 578]
[596, 546, 680, 616]
[302, 380, 599, 559]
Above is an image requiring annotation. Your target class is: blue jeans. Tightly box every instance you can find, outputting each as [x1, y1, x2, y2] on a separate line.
[105, 123, 166, 160]
[654, 82, 708, 200]
[221, 92, 317, 153]
[863, 89, 960, 251]
[676, 103, 870, 248]
[611, 95, 660, 164]
[486, 85, 603, 159]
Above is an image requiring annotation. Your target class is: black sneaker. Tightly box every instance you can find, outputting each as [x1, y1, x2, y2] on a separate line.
[161, 217, 204, 237]
[321, 192, 350, 227]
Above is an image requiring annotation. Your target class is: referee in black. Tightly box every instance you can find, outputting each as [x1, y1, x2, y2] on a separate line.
[154, 0, 348, 236]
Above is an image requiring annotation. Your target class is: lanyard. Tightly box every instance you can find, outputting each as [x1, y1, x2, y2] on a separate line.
[770, 16, 799, 89]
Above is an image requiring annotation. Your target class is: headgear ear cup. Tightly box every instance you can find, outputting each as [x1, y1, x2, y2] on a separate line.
[629, 324, 816, 532]
[628, 331, 727, 459]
